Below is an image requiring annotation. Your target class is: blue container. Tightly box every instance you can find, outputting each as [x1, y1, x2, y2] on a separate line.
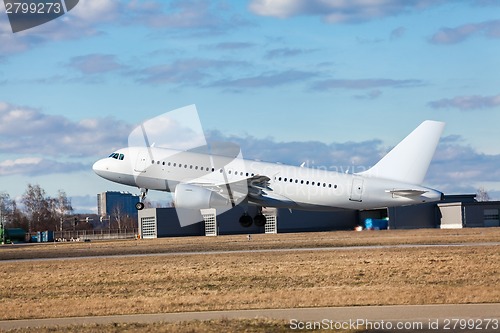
[364, 218, 389, 230]
[35, 231, 55, 242]
[41, 231, 54, 242]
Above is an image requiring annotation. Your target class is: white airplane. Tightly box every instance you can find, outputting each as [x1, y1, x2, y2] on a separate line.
[93, 120, 445, 227]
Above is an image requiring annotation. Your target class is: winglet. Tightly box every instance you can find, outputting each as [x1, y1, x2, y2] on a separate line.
[358, 120, 445, 185]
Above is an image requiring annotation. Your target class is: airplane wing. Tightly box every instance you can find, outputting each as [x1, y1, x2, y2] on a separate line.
[386, 189, 427, 198]
[186, 174, 271, 206]
[246, 175, 298, 207]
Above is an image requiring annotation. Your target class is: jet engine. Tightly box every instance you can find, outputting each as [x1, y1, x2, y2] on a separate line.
[239, 214, 253, 227]
[254, 214, 266, 227]
[174, 183, 229, 210]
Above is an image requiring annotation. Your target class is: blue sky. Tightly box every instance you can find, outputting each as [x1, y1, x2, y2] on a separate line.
[1, 0, 500, 212]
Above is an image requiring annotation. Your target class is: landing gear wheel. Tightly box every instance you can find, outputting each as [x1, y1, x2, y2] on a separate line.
[135, 202, 145, 210]
[239, 214, 253, 228]
[254, 214, 267, 227]
[135, 188, 148, 211]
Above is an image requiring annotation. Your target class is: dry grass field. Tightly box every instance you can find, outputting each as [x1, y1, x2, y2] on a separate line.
[0, 229, 499, 324]
[1, 228, 500, 261]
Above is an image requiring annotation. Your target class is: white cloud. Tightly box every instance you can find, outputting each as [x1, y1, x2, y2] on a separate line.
[311, 78, 424, 91]
[265, 47, 314, 59]
[133, 58, 249, 86]
[209, 42, 255, 50]
[249, 0, 304, 18]
[428, 93, 500, 110]
[0, 0, 118, 56]
[249, 0, 446, 23]
[427, 136, 500, 195]
[128, 105, 206, 151]
[123, 0, 250, 34]
[0, 157, 86, 176]
[69, 0, 120, 23]
[67, 54, 125, 75]
[430, 19, 500, 44]
[69, 195, 99, 214]
[209, 70, 319, 90]
[0, 157, 42, 168]
[0, 102, 132, 158]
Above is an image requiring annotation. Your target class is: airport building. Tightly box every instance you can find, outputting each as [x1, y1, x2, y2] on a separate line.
[137, 194, 500, 238]
[97, 191, 140, 218]
[138, 206, 357, 238]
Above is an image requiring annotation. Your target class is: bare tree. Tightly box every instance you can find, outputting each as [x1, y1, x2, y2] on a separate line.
[477, 187, 490, 202]
[122, 214, 137, 229]
[112, 204, 125, 230]
[0, 192, 13, 222]
[21, 185, 73, 232]
[22, 184, 52, 232]
[52, 190, 73, 231]
[8, 199, 28, 230]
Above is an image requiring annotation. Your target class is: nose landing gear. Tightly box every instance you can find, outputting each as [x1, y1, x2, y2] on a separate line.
[135, 188, 148, 210]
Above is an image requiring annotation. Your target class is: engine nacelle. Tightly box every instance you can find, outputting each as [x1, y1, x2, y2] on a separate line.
[174, 183, 229, 210]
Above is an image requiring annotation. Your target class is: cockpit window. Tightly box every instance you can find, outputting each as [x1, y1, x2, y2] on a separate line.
[108, 152, 125, 160]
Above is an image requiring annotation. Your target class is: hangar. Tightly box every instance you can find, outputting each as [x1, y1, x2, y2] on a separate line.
[138, 206, 357, 238]
[439, 200, 500, 228]
[137, 194, 500, 238]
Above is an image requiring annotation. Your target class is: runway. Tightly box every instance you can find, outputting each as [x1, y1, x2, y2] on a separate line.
[1, 303, 499, 330]
[3, 241, 500, 263]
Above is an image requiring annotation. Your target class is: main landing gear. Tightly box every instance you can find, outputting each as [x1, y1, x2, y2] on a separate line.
[238, 208, 266, 228]
[135, 188, 148, 210]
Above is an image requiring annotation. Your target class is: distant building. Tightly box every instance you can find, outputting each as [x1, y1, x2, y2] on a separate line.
[97, 191, 140, 218]
[439, 200, 500, 228]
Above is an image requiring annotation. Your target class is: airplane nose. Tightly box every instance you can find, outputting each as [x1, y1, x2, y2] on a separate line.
[92, 159, 108, 177]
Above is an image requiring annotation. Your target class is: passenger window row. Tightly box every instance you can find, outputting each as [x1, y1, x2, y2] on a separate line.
[274, 176, 338, 189]
[150, 160, 256, 177]
[149, 159, 337, 189]
[152, 159, 215, 172]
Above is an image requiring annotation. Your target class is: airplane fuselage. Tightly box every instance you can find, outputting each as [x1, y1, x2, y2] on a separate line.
[93, 146, 443, 211]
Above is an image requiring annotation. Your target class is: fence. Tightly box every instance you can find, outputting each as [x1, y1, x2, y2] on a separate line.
[28, 229, 138, 241]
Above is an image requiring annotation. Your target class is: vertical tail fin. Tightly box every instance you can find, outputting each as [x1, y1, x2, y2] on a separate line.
[359, 120, 445, 184]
